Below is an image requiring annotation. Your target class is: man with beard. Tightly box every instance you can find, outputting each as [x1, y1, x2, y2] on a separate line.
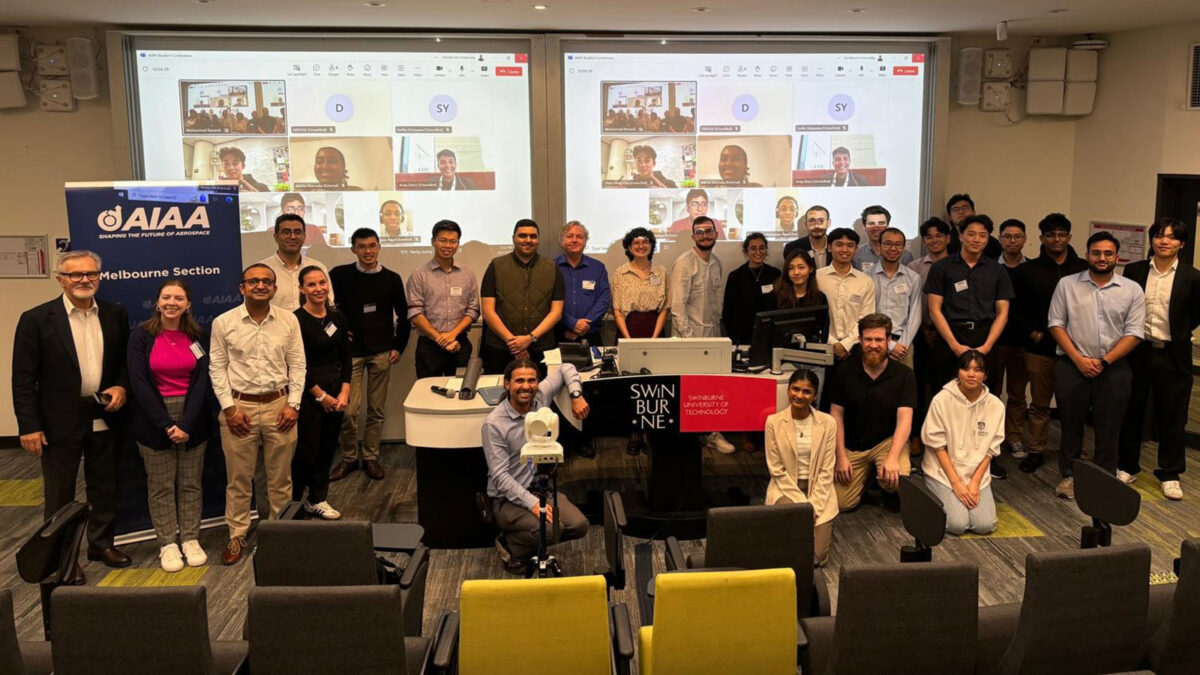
[13, 250, 132, 571]
[784, 205, 832, 268]
[1047, 232, 1145, 499]
[669, 215, 735, 454]
[1010, 214, 1088, 473]
[480, 219, 566, 374]
[483, 358, 590, 573]
[829, 313, 917, 510]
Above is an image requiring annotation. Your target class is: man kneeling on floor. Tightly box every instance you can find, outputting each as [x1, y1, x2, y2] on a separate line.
[482, 358, 591, 572]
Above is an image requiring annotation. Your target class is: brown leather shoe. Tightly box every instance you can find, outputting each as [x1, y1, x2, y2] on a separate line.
[329, 460, 357, 482]
[363, 459, 385, 480]
[87, 546, 132, 568]
[221, 536, 248, 565]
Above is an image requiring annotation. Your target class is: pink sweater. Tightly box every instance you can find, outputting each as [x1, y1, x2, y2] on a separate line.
[149, 330, 197, 397]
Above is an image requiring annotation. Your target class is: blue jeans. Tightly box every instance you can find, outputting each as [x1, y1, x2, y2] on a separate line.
[925, 477, 997, 535]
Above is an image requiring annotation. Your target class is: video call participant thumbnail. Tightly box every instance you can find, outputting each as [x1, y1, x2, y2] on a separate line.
[704, 144, 761, 188]
[628, 145, 677, 188]
[218, 147, 270, 192]
[826, 146, 867, 187]
[667, 189, 725, 238]
[379, 199, 410, 239]
[426, 149, 477, 191]
[311, 146, 363, 191]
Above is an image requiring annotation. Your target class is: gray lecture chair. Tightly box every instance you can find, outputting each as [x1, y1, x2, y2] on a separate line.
[996, 544, 1151, 675]
[49, 585, 247, 675]
[596, 490, 628, 590]
[248, 585, 443, 675]
[15, 501, 88, 639]
[1072, 459, 1141, 548]
[254, 519, 429, 637]
[799, 560, 979, 675]
[1, 589, 52, 675]
[664, 502, 831, 618]
[898, 474, 947, 562]
[1146, 538, 1200, 675]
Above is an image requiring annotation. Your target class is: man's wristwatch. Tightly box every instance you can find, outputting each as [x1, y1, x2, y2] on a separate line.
[1099, 357, 1110, 369]
[289, 402, 302, 411]
[570, 390, 583, 399]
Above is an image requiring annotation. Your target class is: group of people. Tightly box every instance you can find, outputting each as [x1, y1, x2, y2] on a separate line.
[13, 192, 1195, 574]
[184, 107, 284, 135]
[604, 107, 695, 133]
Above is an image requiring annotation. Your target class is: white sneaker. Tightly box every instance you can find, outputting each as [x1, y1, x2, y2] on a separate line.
[308, 500, 342, 520]
[181, 540, 207, 566]
[1162, 480, 1184, 501]
[706, 432, 736, 454]
[159, 544, 184, 573]
[1115, 469, 1138, 485]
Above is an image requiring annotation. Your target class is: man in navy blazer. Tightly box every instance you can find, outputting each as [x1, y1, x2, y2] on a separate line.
[1117, 218, 1200, 500]
[12, 250, 132, 568]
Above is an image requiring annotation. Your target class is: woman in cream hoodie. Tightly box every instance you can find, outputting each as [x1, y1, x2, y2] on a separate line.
[764, 369, 838, 566]
[921, 350, 1005, 535]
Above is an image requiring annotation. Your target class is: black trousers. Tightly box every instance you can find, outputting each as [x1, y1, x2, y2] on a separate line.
[43, 425, 118, 549]
[1055, 357, 1132, 476]
[912, 327, 936, 434]
[553, 327, 604, 348]
[1118, 343, 1192, 481]
[414, 335, 472, 379]
[481, 342, 548, 377]
[931, 322, 997, 388]
[293, 389, 344, 504]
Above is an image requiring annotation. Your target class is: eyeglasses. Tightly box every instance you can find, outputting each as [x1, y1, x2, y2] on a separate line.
[949, 205, 973, 214]
[999, 234, 1026, 241]
[242, 278, 275, 287]
[688, 200, 709, 208]
[880, 241, 906, 249]
[60, 272, 100, 282]
[693, 228, 716, 236]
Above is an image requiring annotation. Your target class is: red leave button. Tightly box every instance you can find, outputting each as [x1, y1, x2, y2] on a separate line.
[496, 66, 524, 76]
[893, 66, 919, 75]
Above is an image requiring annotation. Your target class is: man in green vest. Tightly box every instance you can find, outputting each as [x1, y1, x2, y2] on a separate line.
[480, 219, 567, 374]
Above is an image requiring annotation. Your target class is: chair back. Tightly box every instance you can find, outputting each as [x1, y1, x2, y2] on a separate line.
[16, 502, 88, 585]
[703, 502, 818, 617]
[459, 575, 612, 675]
[829, 562, 978, 674]
[997, 544, 1151, 675]
[602, 490, 627, 589]
[0, 590, 26, 675]
[1073, 459, 1140, 526]
[50, 586, 217, 675]
[1149, 538, 1200, 675]
[254, 520, 378, 586]
[643, 568, 796, 675]
[899, 475, 947, 548]
[248, 585, 410, 675]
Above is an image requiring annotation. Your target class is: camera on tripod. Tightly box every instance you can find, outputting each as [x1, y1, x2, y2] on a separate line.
[519, 407, 565, 465]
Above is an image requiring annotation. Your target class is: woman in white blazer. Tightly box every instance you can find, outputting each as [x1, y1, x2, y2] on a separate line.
[764, 369, 839, 566]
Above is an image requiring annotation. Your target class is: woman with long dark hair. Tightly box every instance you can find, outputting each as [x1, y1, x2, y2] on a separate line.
[127, 278, 212, 572]
[773, 248, 826, 309]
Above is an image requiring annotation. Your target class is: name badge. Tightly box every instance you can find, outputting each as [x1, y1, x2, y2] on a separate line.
[761, 284, 773, 294]
[364, 303, 378, 314]
[324, 323, 338, 337]
[861, 262, 875, 272]
[582, 280, 596, 291]
[650, 276, 662, 286]
[189, 341, 206, 359]
[449, 286, 463, 297]
[850, 293, 862, 304]
[894, 283, 909, 295]
[954, 280, 969, 293]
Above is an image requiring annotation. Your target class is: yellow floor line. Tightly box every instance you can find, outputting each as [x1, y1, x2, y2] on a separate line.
[960, 503, 1044, 539]
[0, 479, 44, 507]
[97, 566, 208, 587]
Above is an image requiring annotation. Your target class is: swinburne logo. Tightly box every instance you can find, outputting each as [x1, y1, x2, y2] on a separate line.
[96, 205, 211, 232]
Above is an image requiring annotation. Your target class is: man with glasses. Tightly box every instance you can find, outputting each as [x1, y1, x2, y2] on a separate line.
[871, 228, 922, 370]
[668, 188, 725, 238]
[13, 251, 132, 571]
[328, 227, 411, 482]
[854, 205, 913, 272]
[783, 205, 833, 267]
[555, 221, 611, 346]
[991, 219, 1032, 462]
[1047, 232, 1145, 499]
[209, 264, 306, 564]
[480, 219, 566, 374]
[925, 215, 1014, 478]
[259, 213, 333, 312]
[1009, 214, 1088, 473]
[670, 216, 735, 453]
[945, 193, 1002, 259]
[908, 217, 953, 466]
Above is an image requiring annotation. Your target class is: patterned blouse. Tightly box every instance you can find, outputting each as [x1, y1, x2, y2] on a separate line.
[611, 262, 668, 314]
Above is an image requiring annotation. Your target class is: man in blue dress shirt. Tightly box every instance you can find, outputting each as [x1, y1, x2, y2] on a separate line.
[554, 221, 612, 346]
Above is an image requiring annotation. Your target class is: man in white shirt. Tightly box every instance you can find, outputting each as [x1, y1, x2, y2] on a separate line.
[816, 227, 876, 362]
[259, 213, 333, 312]
[209, 263, 307, 565]
[668, 216, 734, 453]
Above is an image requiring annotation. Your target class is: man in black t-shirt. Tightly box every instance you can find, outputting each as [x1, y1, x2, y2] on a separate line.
[829, 313, 917, 511]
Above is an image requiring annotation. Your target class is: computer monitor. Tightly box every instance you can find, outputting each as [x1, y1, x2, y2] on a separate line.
[618, 337, 732, 374]
[748, 305, 830, 368]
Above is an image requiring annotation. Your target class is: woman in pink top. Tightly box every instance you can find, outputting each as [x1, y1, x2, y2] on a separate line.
[127, 279, 213, 572]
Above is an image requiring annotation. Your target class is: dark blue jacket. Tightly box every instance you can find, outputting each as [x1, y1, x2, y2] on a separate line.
[126, 326, 213, 450]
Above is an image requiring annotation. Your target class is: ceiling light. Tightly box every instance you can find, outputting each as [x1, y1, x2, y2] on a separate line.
[435, 37, 442, 42]
[661, 40, 668, 45]
[533, 4, 548, 9]
[193, 0, 214, 4]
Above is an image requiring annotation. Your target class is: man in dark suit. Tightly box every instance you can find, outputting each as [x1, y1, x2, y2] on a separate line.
[1117, 217, 1200, 500]
[782, 205, 831, 267]
[12, 250, 132, 567]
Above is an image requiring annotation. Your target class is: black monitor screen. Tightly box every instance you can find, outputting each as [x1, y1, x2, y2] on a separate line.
[748, 305, 829, 367]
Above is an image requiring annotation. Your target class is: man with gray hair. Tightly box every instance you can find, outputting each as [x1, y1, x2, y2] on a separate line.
[554, 220, 611, 346]
[12, 250, 133, 570]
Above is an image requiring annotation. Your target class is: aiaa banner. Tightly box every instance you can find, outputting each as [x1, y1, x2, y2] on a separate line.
[65, 181, 243, 537]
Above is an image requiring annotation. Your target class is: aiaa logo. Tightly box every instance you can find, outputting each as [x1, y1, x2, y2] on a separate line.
[96, 205, 210, 233]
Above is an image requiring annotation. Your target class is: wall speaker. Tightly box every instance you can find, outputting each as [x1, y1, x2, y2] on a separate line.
[957, 47, 982, 105]
[66, 37, 99, 100]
